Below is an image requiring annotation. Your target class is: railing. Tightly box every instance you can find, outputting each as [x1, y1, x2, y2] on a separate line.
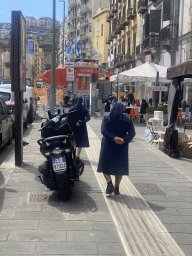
[143, 37, 150, 49]
[160, 24, 178, 41]
[136, 44, 142, 55]
[137, 0, 148, 13]
[127, 6, 136, 19]
[68, 0, 77, 8]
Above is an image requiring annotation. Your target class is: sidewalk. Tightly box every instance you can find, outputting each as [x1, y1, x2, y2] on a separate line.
[0, 108, 191, 255]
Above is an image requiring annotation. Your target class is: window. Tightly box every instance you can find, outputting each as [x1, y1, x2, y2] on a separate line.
[97, 22, 99, 31]
[89, 25, 92, 32]
[101, 24, 103, 36]
[89, 11, 92, 18]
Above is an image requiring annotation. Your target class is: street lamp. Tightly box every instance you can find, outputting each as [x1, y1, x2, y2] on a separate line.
[59, 0, 65, 66]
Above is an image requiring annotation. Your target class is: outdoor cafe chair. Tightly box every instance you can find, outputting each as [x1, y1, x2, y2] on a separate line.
[129, 108, 140, 123]
[177, 108, 183, 125]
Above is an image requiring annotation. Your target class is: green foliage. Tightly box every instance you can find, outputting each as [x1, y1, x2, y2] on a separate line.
[146, 106, 155, 114]
[158, 105, 168, 114]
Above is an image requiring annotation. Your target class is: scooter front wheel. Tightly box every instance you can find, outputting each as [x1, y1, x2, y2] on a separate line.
[55, 172, 72, 201]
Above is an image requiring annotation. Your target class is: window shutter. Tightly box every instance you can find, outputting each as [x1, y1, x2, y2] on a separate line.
[149, 10, 161, 33]
[145, 14, 149, 38]
[163, 0, 171, 21]
[127, 37, 130, 55]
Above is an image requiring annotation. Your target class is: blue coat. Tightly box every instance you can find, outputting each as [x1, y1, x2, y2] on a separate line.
[68, 96, 90, 148]
[97, 103, 135, 176]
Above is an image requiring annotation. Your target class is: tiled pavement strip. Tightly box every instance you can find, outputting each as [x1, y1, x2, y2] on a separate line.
[86, 120, 186, 256]
[0, 109, 191, 255]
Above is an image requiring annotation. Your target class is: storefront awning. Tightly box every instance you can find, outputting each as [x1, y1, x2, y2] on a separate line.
[110, 62, 171, 84]
[167, 60, 192, 80]
[42, 67, 67, 86]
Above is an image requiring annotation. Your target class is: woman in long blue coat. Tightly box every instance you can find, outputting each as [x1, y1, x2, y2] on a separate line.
[68, 96, 90, 158]
[97, 102, 135, 195]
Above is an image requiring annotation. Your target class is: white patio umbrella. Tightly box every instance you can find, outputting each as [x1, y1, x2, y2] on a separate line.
[110, 62, 171, 84]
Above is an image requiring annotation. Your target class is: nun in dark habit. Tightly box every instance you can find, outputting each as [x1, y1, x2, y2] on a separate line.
[97, 102, 135, 195]
[68, 96, 90, 158]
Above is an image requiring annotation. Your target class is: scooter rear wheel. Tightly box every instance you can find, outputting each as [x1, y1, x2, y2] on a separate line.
[55, 172, 72, 201]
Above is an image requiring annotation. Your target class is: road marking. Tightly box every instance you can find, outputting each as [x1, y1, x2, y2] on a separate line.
[86, 124, 185, 256]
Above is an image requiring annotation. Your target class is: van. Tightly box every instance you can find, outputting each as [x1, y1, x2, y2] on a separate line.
[23, 86, 37, 123]
[0, 84, 28, 128]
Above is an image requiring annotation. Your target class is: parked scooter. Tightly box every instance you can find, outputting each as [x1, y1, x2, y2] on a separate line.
[37, 109, 84, 201]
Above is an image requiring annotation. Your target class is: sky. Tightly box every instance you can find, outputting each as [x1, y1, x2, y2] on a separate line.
[0, 0, 68, 23]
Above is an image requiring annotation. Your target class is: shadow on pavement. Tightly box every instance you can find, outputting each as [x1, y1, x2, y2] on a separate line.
[47, 180, 98, 214]
[108, 194, 165, 211]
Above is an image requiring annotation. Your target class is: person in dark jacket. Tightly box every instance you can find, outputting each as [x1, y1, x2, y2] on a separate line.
[97, 102, 136, 195]
[68, 96, 90, 158]
[140, 99, 148, 122]
[127, 91, 134, 104]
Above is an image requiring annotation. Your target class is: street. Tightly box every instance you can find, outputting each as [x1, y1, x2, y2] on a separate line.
[0, 108, 192, 255]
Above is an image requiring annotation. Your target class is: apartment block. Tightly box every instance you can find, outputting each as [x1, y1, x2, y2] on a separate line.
[67, 0, 109, 62]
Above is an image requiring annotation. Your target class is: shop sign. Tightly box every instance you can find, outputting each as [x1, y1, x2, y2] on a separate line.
[122, 75, 151, 82]
[147, 86, 168, 92]
[98, 68, 105, 77]
[66, 67, 74, 81]
[75, 62, 96, 68]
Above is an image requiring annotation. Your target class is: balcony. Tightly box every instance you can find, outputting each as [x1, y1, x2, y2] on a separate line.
[67, 24, 77, 33]
[80, 20, 87, 27]
[120, 15, 130, 26]
[111, 31, 117, 39]
[112, 4, 118, 13]
[106, 38, 110, 44]
[68, 0, 77, 8]
[80, 33, 88, 41]
[136, 44, 142, 55]
[106, 15, 111, 22]
[80, 4, 91, 14]
[108, 33, 113, 42]
[137, 0, 148, 14]
[123, 53, 134, 62]
[142, 37, 150, 50]
[109, 10, 114, 19]
[127, 6, 136, 20]
[116, 19, 126, 31]
[160, 24, 178, 48]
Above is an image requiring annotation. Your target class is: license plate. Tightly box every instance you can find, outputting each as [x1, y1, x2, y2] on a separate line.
[52, 157, 67, 171]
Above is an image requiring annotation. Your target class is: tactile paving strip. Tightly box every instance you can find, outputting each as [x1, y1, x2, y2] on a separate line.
[132, 182, 166, 196]
[29, 193, 51, 202]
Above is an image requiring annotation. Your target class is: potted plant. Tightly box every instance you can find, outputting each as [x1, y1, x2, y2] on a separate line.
[145, 106, 155, 120]
[158, 105, 168, 123]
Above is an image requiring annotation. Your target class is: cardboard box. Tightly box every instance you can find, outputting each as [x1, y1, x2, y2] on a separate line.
[181, 140, 192, 158]
[160, 132, 165, 140]
[157, 141, 164, 151]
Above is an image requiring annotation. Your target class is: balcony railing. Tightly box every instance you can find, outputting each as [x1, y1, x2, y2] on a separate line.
[136, 44, 142, 55]
[143, 37, 150, 49]
[137, 0, 148, 14]
[112, 4, 118, 13]
[160, 24, 178, 42]
[106, 15, 111, 22]
[127, 6, 136, 20]
[68, 0, 77, 8]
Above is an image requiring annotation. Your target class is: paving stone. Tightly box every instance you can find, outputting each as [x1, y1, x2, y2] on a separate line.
[0, 242, 36, 254]
[8, 230, 67, 241]
[39, 220, 93, 231]
[67, 230, 120, 242]
[97, 242, 126, 255]
[36, 241, 97, 254]
[0, 220, 39, 229]
[0, 230, 9, 241]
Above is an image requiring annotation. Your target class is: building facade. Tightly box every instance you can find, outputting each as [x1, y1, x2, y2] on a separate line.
[92, 8, 110, 65]
[106, 0, 140, 74]
[66, 0, 109, 62]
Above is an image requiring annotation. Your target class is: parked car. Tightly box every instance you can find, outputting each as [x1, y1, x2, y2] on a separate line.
[0, 84, 28, 128]
[23, 86, 38, 124]
[0, 97, 14, 148]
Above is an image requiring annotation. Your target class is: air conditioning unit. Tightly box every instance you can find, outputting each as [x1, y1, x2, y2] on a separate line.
[149, 32, 159, 39]
[150, 39, 159, 46]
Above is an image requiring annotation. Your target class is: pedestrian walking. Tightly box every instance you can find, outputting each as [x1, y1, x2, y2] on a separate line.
[97, 102, 136, 195]
[68, 96, 90, 158]
[63, 86, 70, 107]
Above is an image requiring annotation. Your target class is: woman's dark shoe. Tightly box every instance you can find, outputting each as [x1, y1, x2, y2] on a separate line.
[106, 181, 114, 194]
[114, 187, 120, 195]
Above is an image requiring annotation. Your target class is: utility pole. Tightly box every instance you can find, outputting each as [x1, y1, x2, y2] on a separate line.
[60, 0, 65, 66]
[51, 0, 56, 114]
